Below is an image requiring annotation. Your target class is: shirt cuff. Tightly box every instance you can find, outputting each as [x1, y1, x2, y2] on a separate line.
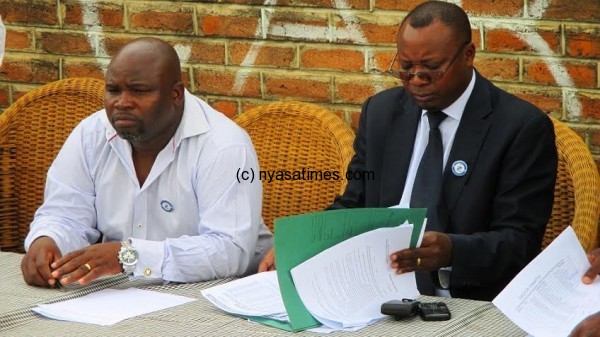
[130, 238, 165, 279]
[437, 267, 452, 289]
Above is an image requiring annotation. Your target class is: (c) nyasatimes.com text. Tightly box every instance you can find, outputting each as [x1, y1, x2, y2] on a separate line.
[236, 168, 375, 183]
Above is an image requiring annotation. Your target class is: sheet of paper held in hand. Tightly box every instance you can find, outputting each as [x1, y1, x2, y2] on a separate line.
[33, 288, 196, 326]
[493, 226, 600, 337]
[290, 224, 420, 330]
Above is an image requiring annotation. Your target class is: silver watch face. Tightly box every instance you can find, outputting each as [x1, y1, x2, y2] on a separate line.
[120, 247, 139, 265]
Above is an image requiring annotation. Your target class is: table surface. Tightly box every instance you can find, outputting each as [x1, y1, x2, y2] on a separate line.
[0, 252, 525, 336]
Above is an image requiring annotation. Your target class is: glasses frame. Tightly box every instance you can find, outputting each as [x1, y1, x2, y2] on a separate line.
[387, 42, 470, 83]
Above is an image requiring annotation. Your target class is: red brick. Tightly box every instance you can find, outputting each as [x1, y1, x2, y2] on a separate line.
[230, 43, 295, 68]
[64, 1, 124, 29]
[37, 32, 93, 55]
[335, 78, 397, 105]
[574, 92, 600, 120]
[0, 0, 58, 25]
[267, 11, 329, 42]
[474, 56, 519, 82]
[200, 9, 261, 39]
[485, 28, 560, 55]
[100, 36, 135, 57]
[187, 41, 225, 65]
[374, 0, 427, 11]
[590, 130, 600, 153]
[529, 0, 600, 22]
[506, 86, 563, 115]
[333, 16, 398, 45]
[523, 60, 597, 88]
[0, 84, 9, 108]
[195, 68, 261, 98]
[180, 68, 191, 90]
[370, 50, 396, 73]
[5, 28, 32, 51]
[208, 99, 238, 119]
[350, 109, 364, 131]
[566, 27, 600, 59]
[0, 56, 59, 84]
[63, 61, 105, 80]
[223, 0, 370, 8]
[301, 48, 364, 72]
[130, 6, 194, 34]
[11, 85, 38, 103]
[463, 0, 522, 17]
[264, 74, 330, 102]
[240, 100, 276, 115]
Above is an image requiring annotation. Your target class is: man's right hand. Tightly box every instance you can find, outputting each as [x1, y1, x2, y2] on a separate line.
[21, 237, 62, 287]
[258, 248, 275, 272]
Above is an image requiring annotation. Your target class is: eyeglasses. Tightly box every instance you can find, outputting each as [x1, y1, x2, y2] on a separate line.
[388, 42, 470, 83]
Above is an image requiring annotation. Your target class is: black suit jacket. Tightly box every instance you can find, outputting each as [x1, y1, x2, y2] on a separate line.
[330, 71, 557, 301]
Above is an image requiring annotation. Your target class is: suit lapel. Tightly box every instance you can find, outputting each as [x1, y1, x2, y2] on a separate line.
[440, 72, 493, 230]
[379, 95, 421, 207]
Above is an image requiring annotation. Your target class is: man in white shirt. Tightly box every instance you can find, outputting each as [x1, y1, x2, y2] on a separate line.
[21, 37, 272, 287]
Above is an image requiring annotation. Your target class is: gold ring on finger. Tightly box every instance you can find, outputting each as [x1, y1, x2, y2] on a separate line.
[83, 263, 92, 272]
[417, 257, 421, 266]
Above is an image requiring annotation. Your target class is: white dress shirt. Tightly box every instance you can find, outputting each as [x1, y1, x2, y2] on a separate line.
[398, 70, 476, 208]
[25, 90, 273, 282]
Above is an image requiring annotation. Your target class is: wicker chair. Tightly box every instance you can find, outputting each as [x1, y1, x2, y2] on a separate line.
[0, 77, 105, 252]
[234, 101, 355, 232]
[541, 117, 600, 252]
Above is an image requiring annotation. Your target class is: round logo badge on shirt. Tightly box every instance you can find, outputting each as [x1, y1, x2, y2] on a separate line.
[160, 200, 174, 212]
[451, 160, 468, 177]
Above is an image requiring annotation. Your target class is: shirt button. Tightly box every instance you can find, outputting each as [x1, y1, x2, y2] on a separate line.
[144, 268, 152, 276]
[137, 223, 142, 228]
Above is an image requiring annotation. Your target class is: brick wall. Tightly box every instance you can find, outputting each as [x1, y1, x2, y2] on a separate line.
[0, 0, 599, 169]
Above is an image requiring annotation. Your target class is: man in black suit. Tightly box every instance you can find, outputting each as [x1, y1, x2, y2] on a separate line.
[260, 1, 557, 301]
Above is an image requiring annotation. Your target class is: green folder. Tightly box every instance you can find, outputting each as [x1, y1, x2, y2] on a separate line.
[264, 207, 426, 331]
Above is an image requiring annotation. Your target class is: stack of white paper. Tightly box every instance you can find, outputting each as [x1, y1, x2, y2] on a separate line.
[290, 224, 419, 330]
[201, 271, 289, 322]
[33, 288, 196, 326]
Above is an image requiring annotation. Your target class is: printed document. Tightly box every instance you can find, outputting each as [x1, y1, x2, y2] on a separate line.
[493, 226, 600, 337]
[290, 224, 419, 329]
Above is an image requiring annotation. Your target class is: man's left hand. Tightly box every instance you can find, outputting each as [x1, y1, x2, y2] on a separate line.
[390, 231, 452, 274]
[50, 242, 123, 286]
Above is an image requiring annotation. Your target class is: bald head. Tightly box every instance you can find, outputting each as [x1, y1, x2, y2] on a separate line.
[110, 37, 182, 86]
[104, 37, 185, 150]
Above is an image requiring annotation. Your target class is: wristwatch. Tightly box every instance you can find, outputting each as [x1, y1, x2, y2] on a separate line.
[117, 240, 139, 275]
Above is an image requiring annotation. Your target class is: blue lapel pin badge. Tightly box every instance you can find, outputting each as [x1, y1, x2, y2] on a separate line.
[160, 200, 174, 212]
[451, 160, 468, 177]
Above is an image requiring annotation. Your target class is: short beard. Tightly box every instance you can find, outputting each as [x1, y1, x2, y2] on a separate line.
[117, 131, 144, 142]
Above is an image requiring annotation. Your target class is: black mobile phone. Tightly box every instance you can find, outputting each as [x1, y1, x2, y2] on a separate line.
[418, 302, 451, 321]
[381, 299, 419, 320]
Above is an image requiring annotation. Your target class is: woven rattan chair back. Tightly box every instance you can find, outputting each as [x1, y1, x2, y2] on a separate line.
[542, 117, 600, 251]
[234, 101, 355, 232]
[0, 78, 105, 252]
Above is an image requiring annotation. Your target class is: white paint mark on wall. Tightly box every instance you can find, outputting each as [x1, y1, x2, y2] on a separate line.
[333, 0, 385, 93]
[80, 1, 107, 57]
[517, 31, 582, 117]
[173, 44, 191, 65]
[80, 1, 108, 72]
[269, 23, 330, 41]
[528, 0, 552, 19]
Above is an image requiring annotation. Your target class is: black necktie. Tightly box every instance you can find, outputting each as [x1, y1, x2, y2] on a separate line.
[410, 110, 447, 229]
[411, 110, 447, 296]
